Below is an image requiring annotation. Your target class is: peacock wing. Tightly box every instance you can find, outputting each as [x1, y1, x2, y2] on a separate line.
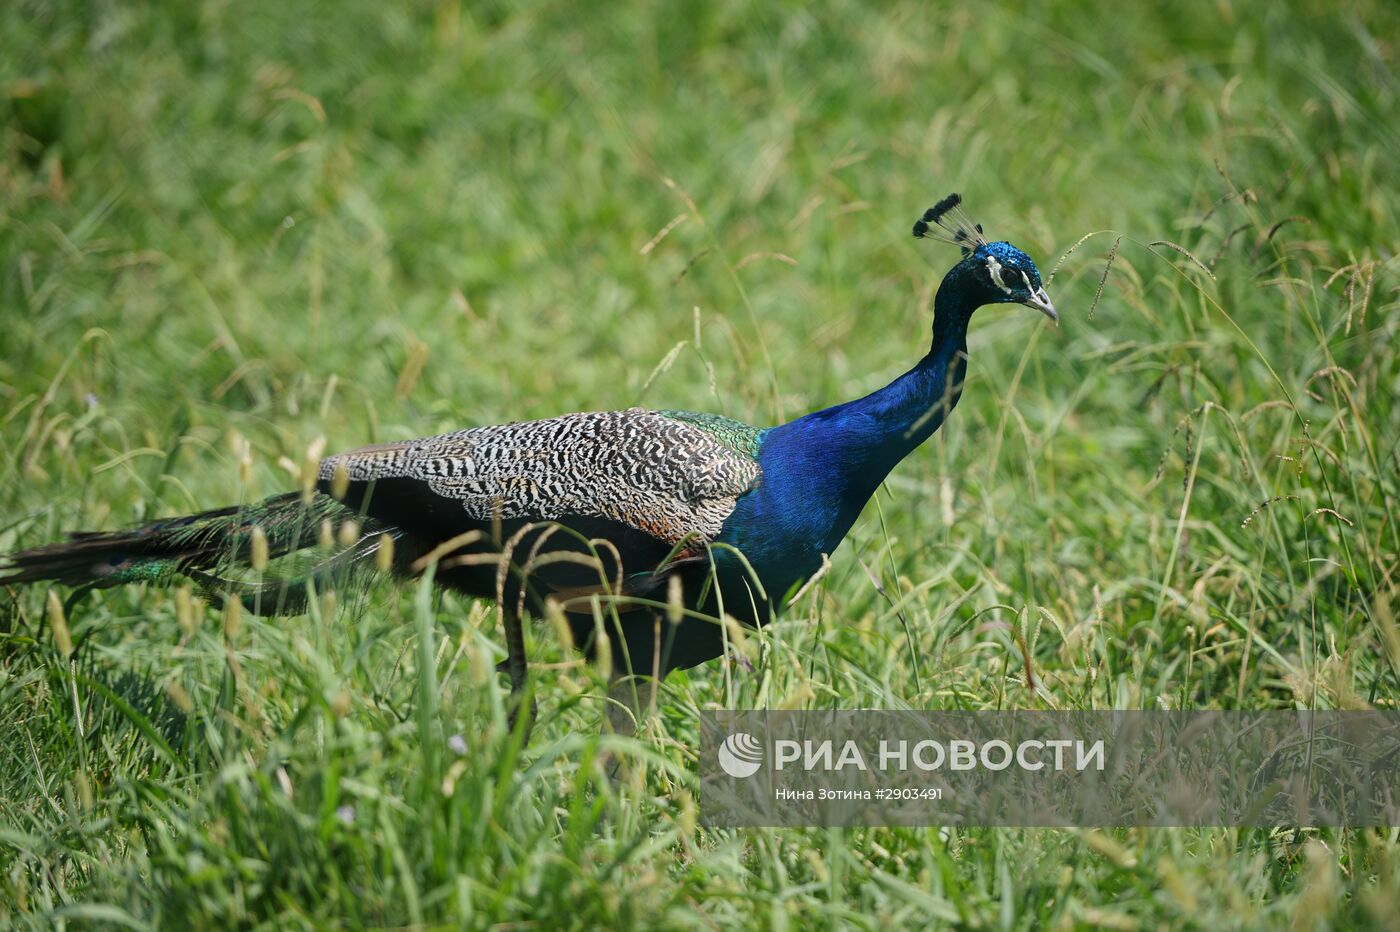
[316, 408, 763, 600]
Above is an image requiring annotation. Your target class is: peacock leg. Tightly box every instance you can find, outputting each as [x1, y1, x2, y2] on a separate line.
[601, 674, 657, 780]
[501, 606, 536, 736]
[604, 674, 646, 737]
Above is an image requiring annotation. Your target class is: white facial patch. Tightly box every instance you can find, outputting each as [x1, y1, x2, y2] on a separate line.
[985, 255, 1013, 293]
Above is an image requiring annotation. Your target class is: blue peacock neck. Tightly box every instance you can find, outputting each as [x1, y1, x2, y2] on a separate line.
[719, 267, 979, 586]
[796, 264, 978, 474]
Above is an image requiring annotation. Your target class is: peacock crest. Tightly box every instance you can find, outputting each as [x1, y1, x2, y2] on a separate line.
[911, 192, 988, 255]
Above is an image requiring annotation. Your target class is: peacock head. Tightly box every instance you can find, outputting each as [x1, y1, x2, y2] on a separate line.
[913, 193, 1058, 325]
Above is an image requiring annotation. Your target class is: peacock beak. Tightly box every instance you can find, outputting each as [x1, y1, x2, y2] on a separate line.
[1022, 287, 1058, 325]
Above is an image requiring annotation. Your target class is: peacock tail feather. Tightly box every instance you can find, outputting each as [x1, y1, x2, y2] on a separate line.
[1, 492, 363, 593]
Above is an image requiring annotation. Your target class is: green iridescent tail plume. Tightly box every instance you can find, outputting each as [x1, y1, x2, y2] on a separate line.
[0, 492, 371, 612]
[188, 530, 392, 617]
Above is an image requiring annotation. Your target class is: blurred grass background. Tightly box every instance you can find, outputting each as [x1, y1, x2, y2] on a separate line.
[2, 0, 1398, 927]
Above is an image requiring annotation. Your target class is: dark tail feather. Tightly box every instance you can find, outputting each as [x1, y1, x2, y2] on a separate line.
[190, 530, 397, 616]
[1, 492, 358, 591]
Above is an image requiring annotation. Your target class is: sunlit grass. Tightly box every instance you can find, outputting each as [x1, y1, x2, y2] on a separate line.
[2, 0, 1399, 927]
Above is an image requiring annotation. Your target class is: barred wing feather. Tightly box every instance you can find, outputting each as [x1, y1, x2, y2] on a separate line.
[318, 408, 762, 551]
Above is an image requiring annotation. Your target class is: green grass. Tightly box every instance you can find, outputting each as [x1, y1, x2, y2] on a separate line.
[2, 0, 1399, 927]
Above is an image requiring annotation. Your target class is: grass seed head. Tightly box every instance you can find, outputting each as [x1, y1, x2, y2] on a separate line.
[46, 590, 72, 659]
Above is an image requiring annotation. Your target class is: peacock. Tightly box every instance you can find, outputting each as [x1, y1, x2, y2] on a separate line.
[1, 194, 1056, 732]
